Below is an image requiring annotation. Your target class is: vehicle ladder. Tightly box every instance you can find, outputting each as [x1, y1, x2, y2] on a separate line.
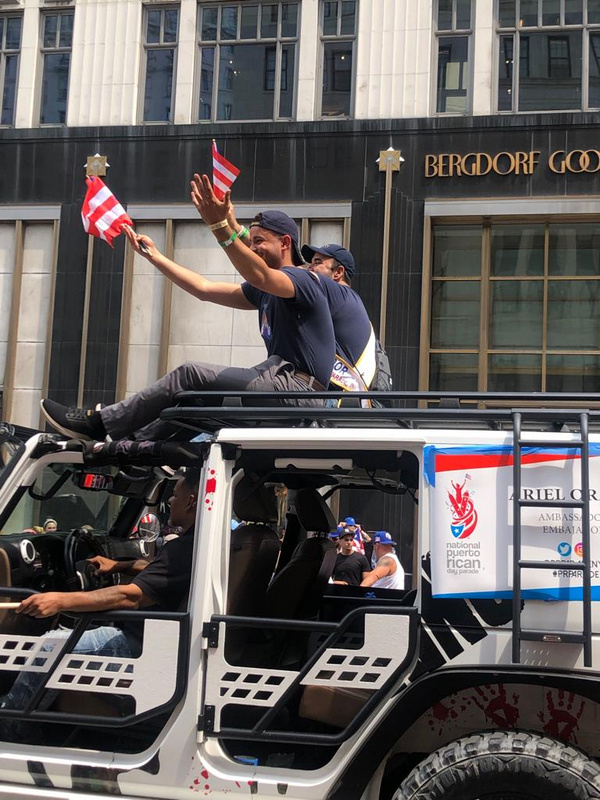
[512, 410, 593, 667]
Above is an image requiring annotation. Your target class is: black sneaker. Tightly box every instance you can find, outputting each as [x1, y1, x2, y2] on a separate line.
[40, 399, 104, 441]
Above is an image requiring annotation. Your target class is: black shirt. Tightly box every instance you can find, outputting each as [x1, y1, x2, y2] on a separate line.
[132, 527, 194, 612]
[317, 277, 372, 364]
[241, 267, 335, 387]
[333, 552, 370, 586]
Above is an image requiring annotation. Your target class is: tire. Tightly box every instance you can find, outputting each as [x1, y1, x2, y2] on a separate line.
[395, 730, 600, 800]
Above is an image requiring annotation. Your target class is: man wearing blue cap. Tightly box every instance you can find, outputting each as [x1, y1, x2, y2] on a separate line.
[41, 182, 336, 441]
[360, 531, 404, 590]
[302, 243, 391, 394]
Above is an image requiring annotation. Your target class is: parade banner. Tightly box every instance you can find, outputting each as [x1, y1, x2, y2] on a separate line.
[424, 444, 600, 600]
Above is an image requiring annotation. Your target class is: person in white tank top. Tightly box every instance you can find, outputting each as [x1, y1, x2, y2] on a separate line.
[360, 530, 405, 590]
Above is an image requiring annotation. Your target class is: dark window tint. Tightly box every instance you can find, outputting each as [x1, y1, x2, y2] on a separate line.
[438, 0, 452, 30]
[240, 4, 258, 38]
[59, 13, 73, 48]
[147, 10, 161, 43]
[518, 31, 581, 110]
[520, 0, 538, 26]
[436, 35, 468, 112]
[542, 0, 560, 26]
[164, 9, 179, 42]
[6, 17, 22, 49]
[590, 33, 600, 107]
[590, 0, 600, 24]
[281, 3, 298, 36]
[1, 16, 22, 125]
[498, 0, 516, 26]
[143, 48, 174, 121]
[279, 43, 295, 116]
[340, 1, 356, 34]
[323, 1, 339, 34]
[221, 6, 238, 39]
[498, 34, 514, 110]
[456, 0, 470, 29]
[40, 52, 70, 123]
[199, 47, 214, 118]
[565, 0, 582, 25]
[202, 7, 218, 39]
[217, 43, 274, 119]
[1, 53, 18, 125]
[322, 40, 353, 116]
[43, 15, 58, 48]
[198, 3, 298, 121]
[261, 4, 278, 37]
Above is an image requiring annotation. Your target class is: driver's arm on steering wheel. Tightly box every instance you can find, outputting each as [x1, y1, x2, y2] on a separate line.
[87, 555, 149, 576]
[15, 583, 155, 619]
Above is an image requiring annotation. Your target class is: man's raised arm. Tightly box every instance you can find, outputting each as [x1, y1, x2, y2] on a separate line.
[124, 226, 254, 310]
[190, 174, 296, 299]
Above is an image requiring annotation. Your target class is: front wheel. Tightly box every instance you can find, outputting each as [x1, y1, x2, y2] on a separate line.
[395, 731, 600, 800]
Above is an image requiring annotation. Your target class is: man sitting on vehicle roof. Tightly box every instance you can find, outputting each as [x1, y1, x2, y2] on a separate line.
[0, 468, 199, 725]
[40, 178, 336, 442]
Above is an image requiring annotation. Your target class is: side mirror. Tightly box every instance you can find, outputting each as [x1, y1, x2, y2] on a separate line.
[138, 513, 160, 543]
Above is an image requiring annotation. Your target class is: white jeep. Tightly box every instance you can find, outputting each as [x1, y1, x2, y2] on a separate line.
[0, 393, 598, 800]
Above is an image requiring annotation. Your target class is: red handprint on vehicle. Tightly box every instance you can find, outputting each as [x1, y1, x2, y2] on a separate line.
[471, 684, 520, 728]
[537, 689, 585, 742]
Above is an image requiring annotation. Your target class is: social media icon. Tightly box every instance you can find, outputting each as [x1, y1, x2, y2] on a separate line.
[557, 542, 572, 557]
[574, 542, 584, 557]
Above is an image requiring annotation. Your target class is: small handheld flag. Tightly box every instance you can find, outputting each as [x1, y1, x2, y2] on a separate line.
[212, 140, 240, 200]
[81, 176, 132, 247]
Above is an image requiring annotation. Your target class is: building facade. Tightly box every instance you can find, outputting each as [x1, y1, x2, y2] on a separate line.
[1, 0, 600, 535]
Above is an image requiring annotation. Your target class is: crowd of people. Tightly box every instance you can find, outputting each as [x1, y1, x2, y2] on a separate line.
[330, 517, 405, 590]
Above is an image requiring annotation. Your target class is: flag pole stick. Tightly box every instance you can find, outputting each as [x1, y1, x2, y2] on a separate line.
[377, 149, 403, 348]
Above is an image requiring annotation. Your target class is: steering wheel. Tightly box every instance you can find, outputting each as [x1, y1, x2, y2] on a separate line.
[63, 528, 111, 592]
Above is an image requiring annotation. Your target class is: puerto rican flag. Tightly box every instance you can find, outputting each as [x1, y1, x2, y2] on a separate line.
[352, 528, 365, 554]
[212, 140, 240, 200]
[81, 176, 132, 247]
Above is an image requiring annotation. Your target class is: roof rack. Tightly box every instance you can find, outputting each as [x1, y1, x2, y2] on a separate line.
[160, 391, 600, 434]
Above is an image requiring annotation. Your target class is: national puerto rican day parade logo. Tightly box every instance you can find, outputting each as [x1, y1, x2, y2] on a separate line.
[448, 476, 478, 539]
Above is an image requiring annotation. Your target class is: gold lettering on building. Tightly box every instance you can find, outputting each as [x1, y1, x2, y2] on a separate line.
[424, 151, 539, 177]
[549, 149, 600, 174]
[422, 148, 600, 177]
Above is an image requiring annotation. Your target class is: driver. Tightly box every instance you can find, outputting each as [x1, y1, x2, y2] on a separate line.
[0, 468, 199, 720]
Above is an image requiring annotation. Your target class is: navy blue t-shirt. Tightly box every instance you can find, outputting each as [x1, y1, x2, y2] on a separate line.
[316, 276, 372, 364]
[241, 267, 335, 387]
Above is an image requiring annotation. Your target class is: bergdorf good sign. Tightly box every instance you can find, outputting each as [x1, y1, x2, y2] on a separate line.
[424, 149, 600, 177]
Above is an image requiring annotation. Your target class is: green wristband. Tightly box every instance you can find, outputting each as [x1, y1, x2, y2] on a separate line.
[238, 225, 250, 239]
[219, 230, 238, 249]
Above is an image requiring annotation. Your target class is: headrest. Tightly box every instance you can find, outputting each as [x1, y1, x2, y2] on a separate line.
[295, 488, 336, 533]
[233, 476, 278, 524]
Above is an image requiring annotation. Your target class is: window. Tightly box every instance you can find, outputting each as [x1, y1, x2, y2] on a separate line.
[435, 0, 472, 113]
[497, 0, 600, 112]
[197, 2, 299, 121]
[40, 10, 73, 124]
[0, 15, 22, 126]
[143, 5, 179, 122]
[424, 221, 600, 393]
[320, 0, 356, 118]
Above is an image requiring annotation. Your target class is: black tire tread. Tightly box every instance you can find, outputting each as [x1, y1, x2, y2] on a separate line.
[396, 730, 600, 800]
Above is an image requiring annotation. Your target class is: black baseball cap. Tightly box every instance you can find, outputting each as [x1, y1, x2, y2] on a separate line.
[301, 243, 356, 277]
[250, 210, 304, 266]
